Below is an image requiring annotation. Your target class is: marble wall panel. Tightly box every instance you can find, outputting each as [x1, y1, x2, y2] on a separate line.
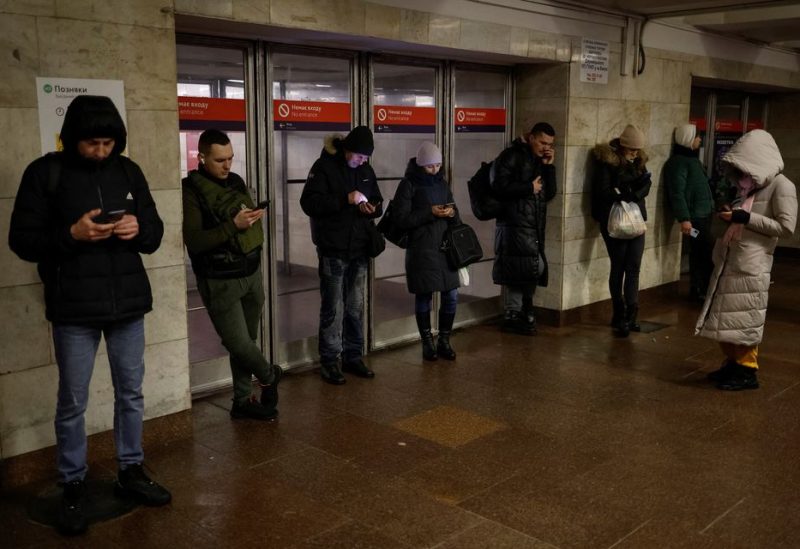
[127, 110, 181, 192]
[563, 146, 593, 195]
[566, 98, 599, 147]
[569, 44, 622, 101]
[0, 363, 58, 457]
[174, 0, 233, 18]
[620, 57, 689, 105]
[145, 265, 188, 345]
[0, 0, 55, 16]
[562, 257, 612, 309]
[509, 26, 529, 58]
[0, 199, 40, 288]
[514, 97, 567, 140]
[563, 214, 594, 242]
[595, 100, 651, 144]
[399, 9, 428, 43]
[0, 108, 40, 197]
[149, 189, 183, 227]
[562, 190, 591, 218]
[55, 0, 174, 28]
[640, 242, 681, 288]
[37, 18, 178, 111]
[428, 15, 460, 49]
[0, 14, 39, 108]
[459, 20, 510, 55]
[232, 0, 271, 24]
[0, 284, 50, 374]
[271, 0, 365, 34]
[142, 223, 185, 271]
[516, 63, 569, 100]
[562, 236, 605, 265]
[142, 339, 192, 420]
[365, 3, 400, 40]
[649, 103, 690, 148]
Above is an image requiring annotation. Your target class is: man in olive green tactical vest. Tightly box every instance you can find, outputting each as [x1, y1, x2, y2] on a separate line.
[182, 129, 281, 420]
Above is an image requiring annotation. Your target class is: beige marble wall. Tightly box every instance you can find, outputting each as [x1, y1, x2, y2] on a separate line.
[561, 43, 690, 310]
[0, 2, 188, 459]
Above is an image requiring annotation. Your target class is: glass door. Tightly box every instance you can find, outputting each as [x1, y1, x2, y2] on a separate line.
[451, 67, 510, 323]
[370, 59, 441, 348]
[269, 50, 356, 367]
[177, 42, 253, 395]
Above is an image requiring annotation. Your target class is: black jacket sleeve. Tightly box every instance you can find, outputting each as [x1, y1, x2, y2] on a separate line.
[491, 147, 534, 200]
[540, 163, 557, 202]
[393, 179, 436, 230]
[300, 160, 348, 219]
[8, 158, 78, 263]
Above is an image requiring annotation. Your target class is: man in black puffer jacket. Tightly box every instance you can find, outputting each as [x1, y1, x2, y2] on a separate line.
[8, 95, 169, 536]
[490, 122, 557, 335]
[301, 126, 383, 384]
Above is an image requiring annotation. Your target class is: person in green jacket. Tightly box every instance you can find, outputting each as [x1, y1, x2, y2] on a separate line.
[182, 129, 281, 421]
[664, 123, 714, 301]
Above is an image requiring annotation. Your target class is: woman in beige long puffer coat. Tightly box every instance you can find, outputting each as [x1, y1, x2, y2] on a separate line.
[696, 129, 797, 391]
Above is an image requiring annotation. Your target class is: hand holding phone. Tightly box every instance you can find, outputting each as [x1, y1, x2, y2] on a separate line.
[255, 200, 270, 210]
[689, 228, 700, 238]
[93, 209, 126, 224]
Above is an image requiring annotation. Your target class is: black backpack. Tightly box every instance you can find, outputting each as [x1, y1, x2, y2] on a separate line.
[376, 199, 408, 249]
[467, 161, 502, 221]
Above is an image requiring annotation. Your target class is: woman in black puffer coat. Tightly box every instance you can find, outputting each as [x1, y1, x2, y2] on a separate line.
[591, 124, 652, 337]
[392, 142, 460, 361]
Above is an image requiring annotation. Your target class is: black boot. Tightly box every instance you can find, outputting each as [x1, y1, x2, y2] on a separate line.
[716, 363, 759, 391]
[415, 312, 437, 361]
[436, 311, 457, 360]
[611, 299, 629, 337]
[626, 304, 641, 332]
[521, 298, 538, 335]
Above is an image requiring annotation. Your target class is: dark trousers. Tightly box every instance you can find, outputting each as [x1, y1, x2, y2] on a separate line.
[198, 267, 274, 404]
[689, 216, 714, 297]
[318, 255, 368, 365]
[600, 226, 645, 307]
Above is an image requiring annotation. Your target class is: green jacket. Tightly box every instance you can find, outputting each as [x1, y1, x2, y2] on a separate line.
[663, 145, 713, 221]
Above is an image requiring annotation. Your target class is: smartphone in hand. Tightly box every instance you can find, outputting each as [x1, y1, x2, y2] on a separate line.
[255, 200, 270, 210]
[689, 228, 700, 238]
[94, 209, 126, 224]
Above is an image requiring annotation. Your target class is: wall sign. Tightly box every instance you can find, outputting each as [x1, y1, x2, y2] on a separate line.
[179, 97, 246, 131]
[454, 108, 506, 133]
[36, 77, 126, 154]
[273, 100, 351, 131]
[373, 105, 436, 133]
[580, 38, 609, 84]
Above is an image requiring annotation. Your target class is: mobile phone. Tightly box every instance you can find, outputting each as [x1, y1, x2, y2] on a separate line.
[94, 209, 125, 224]
[368, 199, 382, 207]
[255, 200, 270, 210]
[440, 203, 455, 208]
[689, 228, 700, 238]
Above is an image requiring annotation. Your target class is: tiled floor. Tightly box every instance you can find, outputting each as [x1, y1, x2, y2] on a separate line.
[4, 257, 800, 548]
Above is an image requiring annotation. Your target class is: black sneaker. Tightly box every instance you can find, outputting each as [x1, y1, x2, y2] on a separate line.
[57, 479, 88, 536]
[260, 364, 283, 412]
[342, 358, 375, 378]
[501, 311, 534, 335]
[320, 362, 346, 385]
[115, 464, 171, 506]
[231, 398, 279, 421]
[716, 365, 759, 391]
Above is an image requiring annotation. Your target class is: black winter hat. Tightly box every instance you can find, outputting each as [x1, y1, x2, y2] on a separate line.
[342, 125, 374, 156]
[60, 95, 127, 156]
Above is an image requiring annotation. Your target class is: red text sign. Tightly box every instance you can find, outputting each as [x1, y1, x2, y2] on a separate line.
[374, 105, 436, 133]
[454, 107, 506, 133]
[273, 100, 351, 131]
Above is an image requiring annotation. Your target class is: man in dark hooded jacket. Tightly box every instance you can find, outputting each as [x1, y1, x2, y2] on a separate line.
[490, 122, 557, 335]
[8, 95, 170, 536]
[300, 126, 383, 384]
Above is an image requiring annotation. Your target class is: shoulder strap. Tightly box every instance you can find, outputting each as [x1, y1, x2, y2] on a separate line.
[45, 152, 62, 197]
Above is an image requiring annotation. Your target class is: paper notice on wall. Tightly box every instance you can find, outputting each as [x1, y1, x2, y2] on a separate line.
[580, 38, 609, 84]
[36, 77, 126, 155]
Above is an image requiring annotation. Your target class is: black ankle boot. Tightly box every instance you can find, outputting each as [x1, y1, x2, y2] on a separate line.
[626, 304, 641, 332]
[437, 311, 456, 360]
[611, 299, 628, 337]
[415, 312, 437, 361]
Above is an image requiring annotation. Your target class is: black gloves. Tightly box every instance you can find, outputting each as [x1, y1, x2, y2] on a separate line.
[730, 209, 750, 224]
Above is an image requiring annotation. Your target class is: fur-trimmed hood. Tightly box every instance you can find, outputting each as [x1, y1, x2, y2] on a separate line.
[592, 138, 648, 168]
[323, 133, 345, 156]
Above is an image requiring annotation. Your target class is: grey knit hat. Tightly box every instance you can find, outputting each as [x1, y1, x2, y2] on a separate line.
[415, 141, 442, 167]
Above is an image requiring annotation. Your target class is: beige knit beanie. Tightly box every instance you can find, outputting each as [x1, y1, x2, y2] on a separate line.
[618, 125, 646, 149]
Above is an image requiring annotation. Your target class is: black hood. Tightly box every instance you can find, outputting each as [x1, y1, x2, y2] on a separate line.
[60, 95, 127, 158]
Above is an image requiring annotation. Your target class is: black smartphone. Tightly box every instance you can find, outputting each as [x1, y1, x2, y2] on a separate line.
[255, 200, 270, 210]
[439, 203, 455, 208]
[368, 199, 382, 207]
[94, 209, 126, 224]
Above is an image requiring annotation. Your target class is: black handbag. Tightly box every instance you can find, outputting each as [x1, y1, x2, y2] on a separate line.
[441, 223, 483, 269]
[376, 200, 408, 249]
[366, 220, 386, 258]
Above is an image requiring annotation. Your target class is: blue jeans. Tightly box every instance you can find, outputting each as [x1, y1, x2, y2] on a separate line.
[318, 256, 368, 365]
[53, 317, 146, 482]
[415, 288, 458, 314]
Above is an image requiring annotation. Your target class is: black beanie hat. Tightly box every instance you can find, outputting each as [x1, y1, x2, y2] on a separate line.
[342, 125, 374, 156]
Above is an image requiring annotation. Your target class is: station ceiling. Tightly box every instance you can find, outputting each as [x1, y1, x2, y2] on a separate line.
[569, 0, 800, 52]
